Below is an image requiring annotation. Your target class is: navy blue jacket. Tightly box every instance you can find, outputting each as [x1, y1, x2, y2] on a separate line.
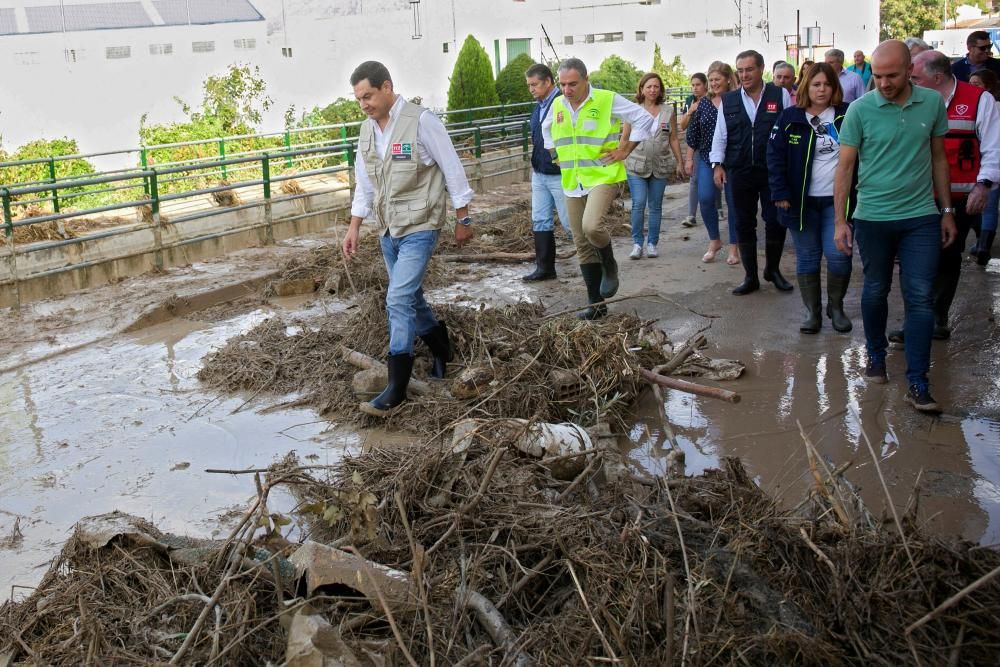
[531, 89, 561, 175]
[722, 83, 785, 175]
[766, 104, 857, 229]
[952, 56, 1000, 83]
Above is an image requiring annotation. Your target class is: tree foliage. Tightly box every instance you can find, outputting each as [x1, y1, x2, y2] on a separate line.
[0, 138, 96, 205]
[447, 35, 500, 120]
[880, 0, 944, 41]
[495, 53, 536, 105]
[197, 64, 273, 133]
[651, 45, 689, 89]
[590, 55, 643, 95]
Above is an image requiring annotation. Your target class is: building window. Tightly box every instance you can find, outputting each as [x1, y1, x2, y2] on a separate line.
[149, 43, 173, 55]
[598, 32, 623, 42]
[710, 28, 735, 37]
[584, 34, 595, 44]
[442, 42, 449, 53]
[506, 37, 530, 61]
[564, 35, 574, 45]
[670, 32, 696, 39]
[640, 0, 661, 4]
[63, 48, 84, 63]
[281, 46, 293, 57]
[192, 41, 215, 53]
[106, 46, 131, 59]
[636, 31, 647, 41]
[234, 38, 256, 50]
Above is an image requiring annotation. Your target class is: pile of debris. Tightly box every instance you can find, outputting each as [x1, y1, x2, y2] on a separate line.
[4, 436, 999, 665]
[198, 292, 673, 433]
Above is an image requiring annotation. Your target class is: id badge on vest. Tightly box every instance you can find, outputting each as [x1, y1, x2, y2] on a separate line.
[391, 143, 413, 161]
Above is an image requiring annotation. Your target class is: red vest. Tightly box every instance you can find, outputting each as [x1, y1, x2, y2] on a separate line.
[945, 81, 986, 197]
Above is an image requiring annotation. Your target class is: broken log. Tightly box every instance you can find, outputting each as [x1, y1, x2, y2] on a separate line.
[639, 368, 741, 404]
[341, 346, 431, 395]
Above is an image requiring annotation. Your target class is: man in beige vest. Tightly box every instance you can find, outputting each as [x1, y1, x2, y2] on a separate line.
[343, 61, 474, 417]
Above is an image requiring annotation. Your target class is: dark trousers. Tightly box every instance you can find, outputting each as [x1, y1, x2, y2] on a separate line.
[729, 167, 785, 247]
[934, 200, 976, 323]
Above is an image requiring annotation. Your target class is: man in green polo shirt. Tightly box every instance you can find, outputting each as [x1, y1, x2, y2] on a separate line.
[833, 39, 957, 413]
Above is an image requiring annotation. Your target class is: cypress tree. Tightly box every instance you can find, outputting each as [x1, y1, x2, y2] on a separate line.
[494, 53, 536, 106]
[447, 35, 501, 120]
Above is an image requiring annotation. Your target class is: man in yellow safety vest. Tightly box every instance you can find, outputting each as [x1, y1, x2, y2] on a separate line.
[543, 58, 657, 319]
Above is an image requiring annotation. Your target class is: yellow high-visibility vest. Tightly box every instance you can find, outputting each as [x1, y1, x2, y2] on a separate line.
[550, 88, 625, 190]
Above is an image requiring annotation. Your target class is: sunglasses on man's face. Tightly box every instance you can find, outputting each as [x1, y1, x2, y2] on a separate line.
[973, 43, 993, 51]
[810, 116, 828, 135]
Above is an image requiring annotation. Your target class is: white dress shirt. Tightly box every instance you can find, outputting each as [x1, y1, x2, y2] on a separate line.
[351, 95, 474, 219]
[541, 87, 657, 196]
[838, 69, 866, 104]
[709, 85, 793, 164]
[941, 77, 1000, 185]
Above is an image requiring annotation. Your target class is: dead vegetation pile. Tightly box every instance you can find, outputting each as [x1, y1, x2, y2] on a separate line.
[9, 205, 134, 244]
[197, 292, 668, 433]
[4, 440, 999, 666]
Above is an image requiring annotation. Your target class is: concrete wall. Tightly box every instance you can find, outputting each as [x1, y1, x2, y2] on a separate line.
[0, 148, 531, 308]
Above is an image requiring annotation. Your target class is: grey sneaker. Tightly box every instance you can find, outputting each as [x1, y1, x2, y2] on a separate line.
[680, 216, 697, 228]
[905, 383, 940, 413]
[629, 243, 643, 259]
[646, 243, 658, 258]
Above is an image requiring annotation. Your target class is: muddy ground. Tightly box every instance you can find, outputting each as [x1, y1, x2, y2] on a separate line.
[1, 181, 998, 594]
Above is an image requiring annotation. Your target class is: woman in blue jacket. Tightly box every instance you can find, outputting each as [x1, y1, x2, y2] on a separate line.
[767, 62, 857, 334]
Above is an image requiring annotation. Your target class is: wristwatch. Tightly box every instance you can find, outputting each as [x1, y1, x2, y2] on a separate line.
[711, 162, 722, 169]
[978, 179, 994, 188]
[940, 207, 956, 214]
[456, 216, 472, 226]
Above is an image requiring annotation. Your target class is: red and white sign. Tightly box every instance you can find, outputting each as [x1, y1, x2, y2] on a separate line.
[766, 101, 778, 113]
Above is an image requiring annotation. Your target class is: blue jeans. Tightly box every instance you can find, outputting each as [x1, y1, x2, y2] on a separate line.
[854, 215, 941, 386]
[981, 186, 999, 233]
[380, 229, 440, 356]
[696, 155, 736, 243]
[531, 171, 572, 236]
[787, 196, 853, 275]
[626, 173, 668, 246]
[686, 162, 720, 218]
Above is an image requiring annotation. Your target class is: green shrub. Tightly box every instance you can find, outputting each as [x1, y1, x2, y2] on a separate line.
[495, 53, 536, 106]
[590, 55, 643, 95]
[447, 35, 501, 122]
[0, 138, 97, 210]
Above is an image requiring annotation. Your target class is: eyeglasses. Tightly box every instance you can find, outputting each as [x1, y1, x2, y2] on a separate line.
[810, 116, 828, 135]
[972, 43, 993, 51]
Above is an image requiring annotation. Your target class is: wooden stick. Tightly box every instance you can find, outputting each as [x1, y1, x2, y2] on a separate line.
[542, 290, 661, 320]
[456, 586, 534, 667]
[906, 563, 1000, 634]
[654, 333, 707, 376]
[341, 346, 431, 395]
[639, 368, 740, 404]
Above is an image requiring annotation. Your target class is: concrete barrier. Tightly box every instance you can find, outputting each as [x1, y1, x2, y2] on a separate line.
[0, 149, 532, 309]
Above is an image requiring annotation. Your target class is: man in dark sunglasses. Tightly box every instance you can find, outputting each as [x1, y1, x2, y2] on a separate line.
[952, 30, 1000, 82]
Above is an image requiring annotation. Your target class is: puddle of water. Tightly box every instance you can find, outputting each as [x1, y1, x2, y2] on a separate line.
[625, 342, 1000, 545]
[0, 297, 360, 594]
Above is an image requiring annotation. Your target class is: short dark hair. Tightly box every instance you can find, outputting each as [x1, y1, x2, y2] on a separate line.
[690, 72, 707, 86]
[350, 61, 392, 89]
[796, 62, 844, 109]
[735, 50, 765, 68]
[968, 30, 991, 47]
[525, 63, 554, 82]
[558, 57, 588, 79]
[635, 72, 665, 105]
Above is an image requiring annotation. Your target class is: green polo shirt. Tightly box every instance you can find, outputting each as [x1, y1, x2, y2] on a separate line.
[838, 85, 948, 221]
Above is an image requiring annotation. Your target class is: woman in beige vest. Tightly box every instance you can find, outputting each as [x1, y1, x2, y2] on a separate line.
[623, 72, 685, 259]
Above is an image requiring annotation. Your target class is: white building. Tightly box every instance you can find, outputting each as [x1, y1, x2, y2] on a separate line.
[0, 0, 880, 160]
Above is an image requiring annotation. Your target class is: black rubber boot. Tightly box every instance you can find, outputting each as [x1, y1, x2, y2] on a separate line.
[976, 230, 996, 266]
[762, 241, 793, 291]
[359, 353, 414, 417]
[797, 273, 822, 334]
[522, 231, 557, 282]
[932, 265, 961, 341]
[577, 263, 608, 320]
[419, 321, 454, 379]
[825, 272, 853, 333]
[732, 242, 760, 295]
[595, 243, 619, 299]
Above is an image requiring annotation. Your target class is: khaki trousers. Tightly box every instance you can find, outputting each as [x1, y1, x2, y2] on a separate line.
[565, 183, 619, 265]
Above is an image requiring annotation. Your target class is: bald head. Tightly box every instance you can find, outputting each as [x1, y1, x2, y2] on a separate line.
[871, 40, 913, 102]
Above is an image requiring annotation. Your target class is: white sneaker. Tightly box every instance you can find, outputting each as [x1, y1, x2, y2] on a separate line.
[680, 215, 697, 228]
[629, 243, 643, 259]
[718, 208, 726, 220]
[646, 243, 658, 258]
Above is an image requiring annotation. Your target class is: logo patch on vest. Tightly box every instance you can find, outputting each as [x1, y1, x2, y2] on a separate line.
[391, 143, 412, 161]
[556, 111, 565, 124]
[766, 101, 778, 113]
[955, 104, 970, 116]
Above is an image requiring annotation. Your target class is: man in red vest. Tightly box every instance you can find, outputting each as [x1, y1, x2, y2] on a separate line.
[906, 50, 1000, 339]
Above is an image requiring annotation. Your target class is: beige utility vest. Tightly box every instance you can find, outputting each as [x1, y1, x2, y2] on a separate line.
[624, 106, 673, 179]
[359, 101, 449, 237]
